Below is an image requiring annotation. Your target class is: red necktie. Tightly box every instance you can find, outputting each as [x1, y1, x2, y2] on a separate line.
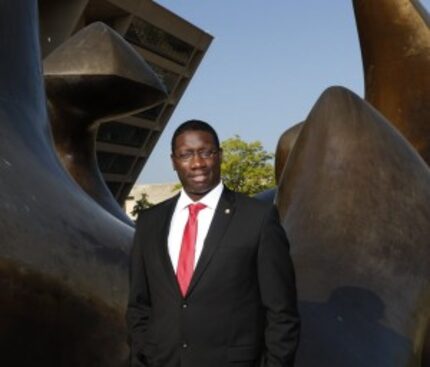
[177, 203, 206, 297]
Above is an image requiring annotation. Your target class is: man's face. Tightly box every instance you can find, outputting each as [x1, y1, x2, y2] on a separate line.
[171, 130, 222, 201]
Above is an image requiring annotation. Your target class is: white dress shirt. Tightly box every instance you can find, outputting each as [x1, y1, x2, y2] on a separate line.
[168, 181, 224, 273]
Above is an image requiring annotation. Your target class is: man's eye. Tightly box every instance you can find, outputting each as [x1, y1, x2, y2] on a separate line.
[199, 150, 212, 158]
[175, 149, 216, 160]
[178, 152, 193, 160]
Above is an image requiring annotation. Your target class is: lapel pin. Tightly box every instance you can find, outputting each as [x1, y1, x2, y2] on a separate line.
[225, 208, 230, 214]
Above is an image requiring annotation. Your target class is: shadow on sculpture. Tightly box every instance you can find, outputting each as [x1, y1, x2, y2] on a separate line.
[297, 287, 411, 366]
[0, 262, 126, 366]
[0, 2, 164, 366]
[424, 325, 430, 366]
[276, 86, 430, 366]
[253, 187, 277, 203]
[44, 22, 167, 225]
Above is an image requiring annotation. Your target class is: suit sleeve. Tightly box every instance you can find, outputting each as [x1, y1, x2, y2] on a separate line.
[126, 215, 151, 367]
[258, 205, 300, 367]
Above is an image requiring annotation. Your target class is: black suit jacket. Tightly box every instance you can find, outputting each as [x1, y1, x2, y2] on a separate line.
[127, 187, 299, 367]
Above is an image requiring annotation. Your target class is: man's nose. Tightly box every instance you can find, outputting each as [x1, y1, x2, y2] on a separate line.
[190, 153, 206, 168]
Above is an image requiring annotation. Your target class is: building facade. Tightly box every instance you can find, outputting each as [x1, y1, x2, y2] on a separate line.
[39, 0, 213, 204]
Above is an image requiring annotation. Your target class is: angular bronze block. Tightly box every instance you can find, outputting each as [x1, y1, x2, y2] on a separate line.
[44, 22, 167, 224]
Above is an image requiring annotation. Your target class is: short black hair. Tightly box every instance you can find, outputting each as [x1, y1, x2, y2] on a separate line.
[171, 119, 220, 152]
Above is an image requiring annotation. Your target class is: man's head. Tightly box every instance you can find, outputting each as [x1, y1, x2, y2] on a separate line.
[171, 120, 222, 201]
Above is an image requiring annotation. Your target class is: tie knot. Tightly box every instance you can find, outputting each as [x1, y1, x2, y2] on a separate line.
[188, 203, 206, 217]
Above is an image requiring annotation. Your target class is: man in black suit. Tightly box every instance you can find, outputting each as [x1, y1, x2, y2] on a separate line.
[127, 120, 299, 367]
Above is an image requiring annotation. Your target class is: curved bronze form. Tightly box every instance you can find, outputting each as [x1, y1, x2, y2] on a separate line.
[44, 22, 167, 225]
[276, 1, 430, 177]
[0, 3, 134, 365]
[277, 87, 430, 366]
[353, 0, 430, 165]
[274, 122, 303, 183]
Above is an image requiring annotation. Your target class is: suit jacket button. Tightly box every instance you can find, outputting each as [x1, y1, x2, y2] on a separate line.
[182, 303, 188, 309]
[182, 342, 188, 349]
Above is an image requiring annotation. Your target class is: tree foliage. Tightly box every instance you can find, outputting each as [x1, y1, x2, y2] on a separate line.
[221, 135, 275, 196]
[131, 192, 153, 218]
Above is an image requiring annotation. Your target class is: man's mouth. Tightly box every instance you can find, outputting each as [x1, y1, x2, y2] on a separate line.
[190, 173, 208, 182]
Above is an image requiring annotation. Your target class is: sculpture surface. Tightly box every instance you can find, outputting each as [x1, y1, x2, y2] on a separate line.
[1, 0, 429, 365]
[353, 0, 430, 165]
[277, 87, 430, 366]
[276, 0, 430, 172]
[44, 22, 166, 224]
[0, 2, 164, 366]
[272, 1, 430, 364]
[274, 122, 303, 183]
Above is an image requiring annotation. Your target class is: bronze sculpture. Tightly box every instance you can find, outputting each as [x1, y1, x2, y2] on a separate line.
[0, 0, 429, 365]
[274, 122, 303, 183]
[0, 2, 165, 366]
[353, 0, 430, 165]
[276, 0, 430, 174]
[273, 8, 430, 362]
[277, 86, 430, 366]
[44, 22, 167, 224]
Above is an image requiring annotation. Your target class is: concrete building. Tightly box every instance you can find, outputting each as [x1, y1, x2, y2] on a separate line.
[39, 0, 213, 204]
[125, 182, 180, 219]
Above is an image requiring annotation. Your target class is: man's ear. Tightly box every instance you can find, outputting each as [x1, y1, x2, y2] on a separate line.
[218, 148, 223, 162]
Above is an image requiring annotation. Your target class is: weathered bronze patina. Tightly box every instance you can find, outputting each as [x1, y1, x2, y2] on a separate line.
[44, 22, 167, 224]
[1, 0, 429, 366]
[274, 122, 303, 183]
[277, 87, 430, 366]
[0, 2, 164, 366]
[276, 0, 430, 173]
[353, 0, 430, 164]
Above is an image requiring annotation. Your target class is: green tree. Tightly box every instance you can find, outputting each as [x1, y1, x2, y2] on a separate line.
[131, 192, 153, 218]
[221, 135, 275, 196]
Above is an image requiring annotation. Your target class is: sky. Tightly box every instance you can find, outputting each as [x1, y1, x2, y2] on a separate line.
[138, 0, 430, 184]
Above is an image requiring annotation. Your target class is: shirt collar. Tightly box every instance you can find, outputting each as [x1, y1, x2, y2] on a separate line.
[177, 181, 224, 211]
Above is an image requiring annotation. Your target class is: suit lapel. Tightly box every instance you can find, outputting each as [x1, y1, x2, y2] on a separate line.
[157, 194, 182, 296]
[186, 188, 236, 296]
